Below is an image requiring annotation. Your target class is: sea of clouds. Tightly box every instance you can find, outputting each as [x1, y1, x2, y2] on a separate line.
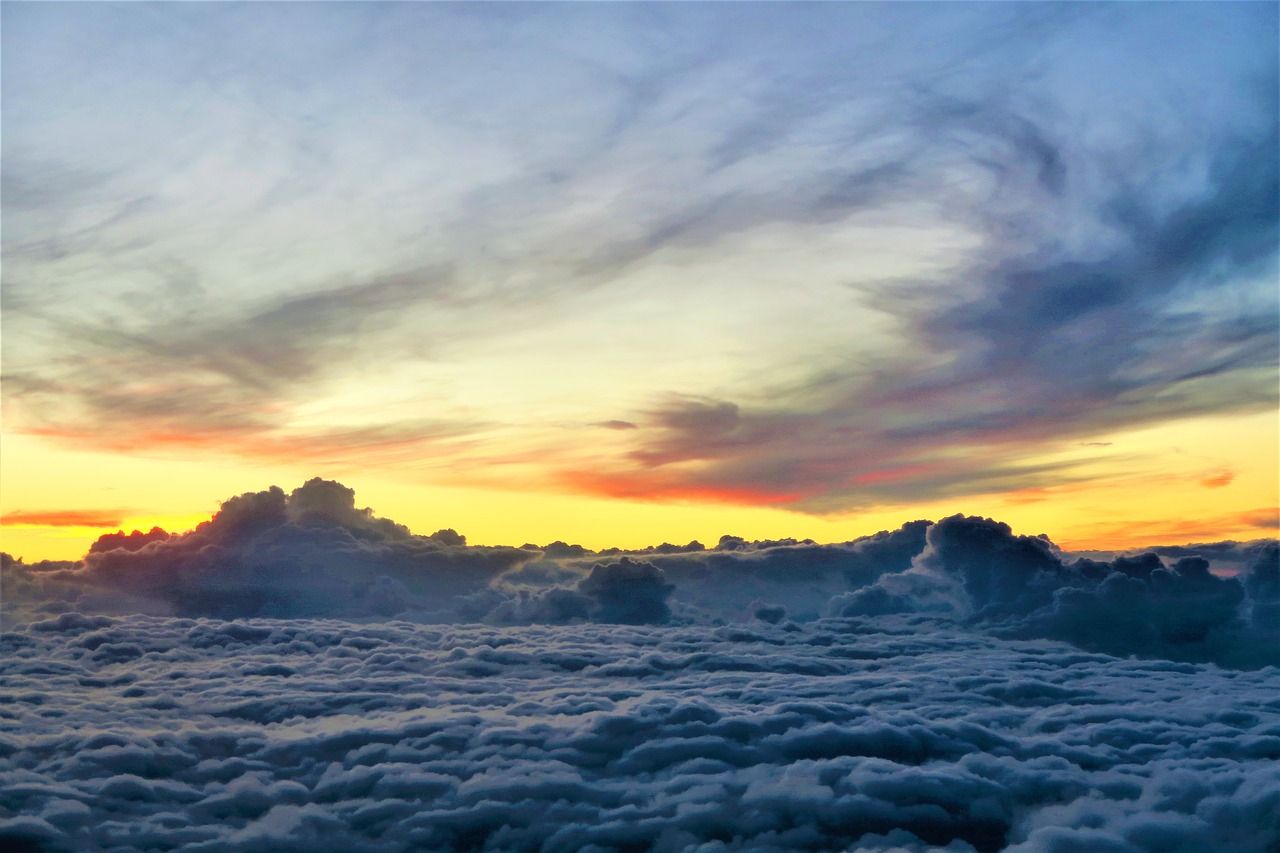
[2, 479, 1278, 851]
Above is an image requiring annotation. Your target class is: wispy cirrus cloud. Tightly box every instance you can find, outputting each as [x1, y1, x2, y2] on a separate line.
[4, 268, 461, 458]
[575, 74, 1279, 511]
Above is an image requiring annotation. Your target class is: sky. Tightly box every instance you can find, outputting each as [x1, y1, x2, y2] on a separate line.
[2, 2, 1277, 561]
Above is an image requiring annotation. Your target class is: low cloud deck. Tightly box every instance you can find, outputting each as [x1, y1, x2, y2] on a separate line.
[2, 616, 1277, 852]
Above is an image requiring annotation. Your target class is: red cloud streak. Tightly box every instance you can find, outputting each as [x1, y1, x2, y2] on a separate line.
[4, 509, 130, 528]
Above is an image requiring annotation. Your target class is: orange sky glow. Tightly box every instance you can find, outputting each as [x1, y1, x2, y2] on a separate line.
[4, 409, 1275, 563]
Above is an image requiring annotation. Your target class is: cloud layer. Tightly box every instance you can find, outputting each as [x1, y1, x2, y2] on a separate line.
[1, 615, 1277, 852]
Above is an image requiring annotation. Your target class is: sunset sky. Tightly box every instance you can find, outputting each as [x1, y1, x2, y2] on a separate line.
[3, 2, 1277, 562]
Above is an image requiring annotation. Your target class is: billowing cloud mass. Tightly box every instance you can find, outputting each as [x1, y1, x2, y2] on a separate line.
[3, 479, 1280, 852]
[4, 480, 1276, 670]
[3, 5, 1275, 848]
[3, 479, 531, 622]
[830, 516, 1279, 670]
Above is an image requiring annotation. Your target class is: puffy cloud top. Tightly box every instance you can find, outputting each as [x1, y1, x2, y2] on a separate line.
[832, 514, 1278, 668]
[579, 558, 675, 625]
[2, 481, 1276, 668]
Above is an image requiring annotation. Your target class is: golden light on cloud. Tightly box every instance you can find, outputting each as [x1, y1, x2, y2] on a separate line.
[1200, 470, 1236, 489]
[1059, 507, 1279, 552]
[4, 408, 1275, 564]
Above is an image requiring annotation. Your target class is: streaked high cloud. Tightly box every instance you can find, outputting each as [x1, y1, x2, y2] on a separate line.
[583, 77, 1279, 510]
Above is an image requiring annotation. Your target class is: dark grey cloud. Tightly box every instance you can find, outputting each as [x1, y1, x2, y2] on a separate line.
[617, 125, 1277, 503]
[484, 557, 677, 627]
[578, 558, 674, 625]
[87, 526, 169, 553]
[483, 519, 931, 628]
[1071, 538, 1278, 573]
[134, 270, 451, 391]
[830, 515, 1280, 669]
[923, 118, 1279, 400]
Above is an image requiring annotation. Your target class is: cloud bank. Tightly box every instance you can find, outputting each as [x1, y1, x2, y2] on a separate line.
[829, 516, 1279, 670]
[4, 480, 1276, 670]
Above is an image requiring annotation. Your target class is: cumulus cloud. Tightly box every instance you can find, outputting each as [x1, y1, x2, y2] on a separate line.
[5, 481, 1280, 851]
[5, 481, 1278, 670]
[830, 515, 1280, 669]
[3, 480, 938, 632]
[2, 479, 531, 624]
[1071, 537, 1279, 576]
[485, 518, 932, 629]
[1240, 542, 1279, 634]
[578, 558, 675, 625]
[86, 526, 170, 554]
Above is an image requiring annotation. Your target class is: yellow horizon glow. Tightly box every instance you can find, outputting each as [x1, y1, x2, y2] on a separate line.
[2, 408, 1275, 563]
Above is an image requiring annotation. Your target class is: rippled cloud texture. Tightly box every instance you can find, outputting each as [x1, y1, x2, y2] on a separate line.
[3, 480, 1279, 851]
[3, 617, 1278, 852]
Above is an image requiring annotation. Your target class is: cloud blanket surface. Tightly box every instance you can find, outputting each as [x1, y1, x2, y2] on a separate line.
[1, 616, 1278, 852]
